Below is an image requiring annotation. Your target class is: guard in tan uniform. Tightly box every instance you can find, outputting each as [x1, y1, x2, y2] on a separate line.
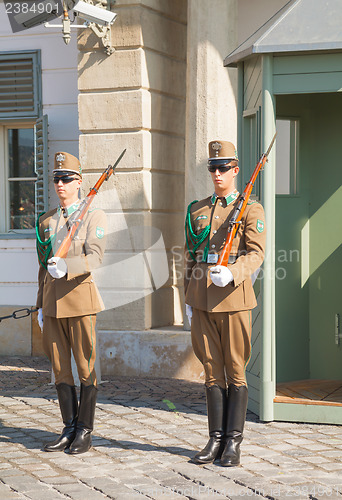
[184, 140, 266, 466]
[36, 152, 106, 454]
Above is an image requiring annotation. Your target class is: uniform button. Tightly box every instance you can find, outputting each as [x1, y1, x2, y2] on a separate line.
[57, 240, 61, 243]
[90, 279, 93, 283]
[213, 230, 217, 234]
[212, 244, 216, 248]
[197, 226, 200, 231]
[215, 215, 219, 219]
[60, 225, 63, 229]
[219, 202, 223, 206]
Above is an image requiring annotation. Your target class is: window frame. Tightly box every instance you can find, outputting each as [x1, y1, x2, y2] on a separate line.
[242, 106, 262, 200]
[0, 50, 46, 237]
[0, 122, 36, 234]
[275, 117, 299, 197]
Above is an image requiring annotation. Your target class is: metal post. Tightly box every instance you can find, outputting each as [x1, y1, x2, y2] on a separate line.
[260, 54, 276, 422]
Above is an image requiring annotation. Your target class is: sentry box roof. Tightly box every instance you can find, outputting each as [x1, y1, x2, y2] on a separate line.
[224, 0, 342, 67]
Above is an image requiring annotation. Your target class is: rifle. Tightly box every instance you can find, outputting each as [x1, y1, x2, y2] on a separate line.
[53, 149, 126, 260]
[215, 134, 276, 268]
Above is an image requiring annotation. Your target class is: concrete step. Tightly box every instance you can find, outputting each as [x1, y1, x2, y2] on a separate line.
[98, 326, 204, 382]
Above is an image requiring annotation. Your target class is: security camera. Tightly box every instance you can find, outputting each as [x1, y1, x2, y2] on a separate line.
[13, 0, 61, 29]
[72, 0, 117, 26]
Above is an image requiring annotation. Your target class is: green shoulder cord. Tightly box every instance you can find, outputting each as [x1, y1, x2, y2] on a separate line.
[35, 213, 54, 270]
[185, 201, 211, 263]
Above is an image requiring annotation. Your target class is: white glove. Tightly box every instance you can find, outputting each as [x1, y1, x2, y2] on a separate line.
[37, 308, 43, 331]
[210, 265, 234, 287]
[47, 257, 67, 279]
[185, 304, 193, 326]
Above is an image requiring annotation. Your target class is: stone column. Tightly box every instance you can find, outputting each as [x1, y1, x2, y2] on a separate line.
[77, 0, 191, 377]
[183, 0, 238, 329]
[185, 0, 238, 205]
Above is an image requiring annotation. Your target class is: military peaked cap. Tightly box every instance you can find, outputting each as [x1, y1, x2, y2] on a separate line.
[208, 140, 238, 162]
[53, 152, 82, 177]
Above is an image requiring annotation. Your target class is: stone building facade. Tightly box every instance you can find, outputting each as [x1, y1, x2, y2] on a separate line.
[0, 0, 288, 379]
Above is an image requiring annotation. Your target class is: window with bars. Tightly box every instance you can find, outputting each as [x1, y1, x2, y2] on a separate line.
[0, 50, 48, 234]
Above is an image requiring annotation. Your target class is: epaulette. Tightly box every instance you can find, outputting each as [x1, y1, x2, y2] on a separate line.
[247, 199, 258, 205]
[187, 200, 198, 210]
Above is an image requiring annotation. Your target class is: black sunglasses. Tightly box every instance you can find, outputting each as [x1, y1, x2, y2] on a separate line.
[207, 164, 234, 173]
[53, 176, 78, 184]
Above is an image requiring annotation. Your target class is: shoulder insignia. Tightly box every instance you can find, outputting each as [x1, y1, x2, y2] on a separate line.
[247, 199, 257, 205]
[256, 219, 264, 233]
[96, 226, 105, 239]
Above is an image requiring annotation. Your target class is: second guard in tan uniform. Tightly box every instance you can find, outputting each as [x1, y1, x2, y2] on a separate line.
[184, 140, 266, 466]
[36, 152, 106, 454]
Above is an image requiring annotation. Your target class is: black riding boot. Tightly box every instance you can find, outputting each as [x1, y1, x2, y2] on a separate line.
[68, 383, 97, 454]
[193, 384, 227, 464]
[220, 384, 248, 467]
[43, 383, 78, 452]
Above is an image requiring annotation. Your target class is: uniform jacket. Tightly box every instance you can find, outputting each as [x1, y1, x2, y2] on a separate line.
[184, 191, 266, 312]
[36, 204, 107, 318]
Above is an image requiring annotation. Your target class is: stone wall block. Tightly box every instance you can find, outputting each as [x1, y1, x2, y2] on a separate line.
[143, 50, 186, 98]
[97, 294, 151, 330]
[78, 49, 143, 91]
[78, 90, 150, 131]
[151, 171, 184, 211]
[116, 0, 187, 23]
[78, 5, 186, 58]
[151, 286, 174, 327]
[150, 93, 185, 136]
[78, 6, 143, 51]
[81, 170, 151, 210]
[140, 8, 186, 59]
[79, 131, 150, 171]
[150, 212, 184, 251]
[150, 133, 184, 173]
[93, 211, 184, 254]
[0, 307, 31, 355]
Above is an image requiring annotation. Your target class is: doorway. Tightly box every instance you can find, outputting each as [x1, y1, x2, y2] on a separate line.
[275, 93, 342, 409]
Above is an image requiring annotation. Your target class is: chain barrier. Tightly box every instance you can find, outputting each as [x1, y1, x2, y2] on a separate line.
[0, 307, 38, 323]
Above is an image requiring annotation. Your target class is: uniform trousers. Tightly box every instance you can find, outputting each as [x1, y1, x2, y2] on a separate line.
[191, 308, 252, 388]
[43, 315, 97, 387]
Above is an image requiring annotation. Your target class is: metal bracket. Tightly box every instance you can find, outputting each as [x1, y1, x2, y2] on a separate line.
[89, 22, 114, 55]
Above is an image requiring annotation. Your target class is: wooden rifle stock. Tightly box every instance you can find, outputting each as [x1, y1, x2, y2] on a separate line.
[54, 149, 126, 259]
[217, 134, 276, 268]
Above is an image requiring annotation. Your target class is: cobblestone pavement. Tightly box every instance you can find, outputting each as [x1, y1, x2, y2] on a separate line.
[0, 356, 342, 500]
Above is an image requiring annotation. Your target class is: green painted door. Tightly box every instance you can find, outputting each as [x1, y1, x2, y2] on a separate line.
[276, 93, 342, 385]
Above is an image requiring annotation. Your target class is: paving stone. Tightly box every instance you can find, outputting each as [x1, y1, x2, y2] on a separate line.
[2, 355, 342, 500]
